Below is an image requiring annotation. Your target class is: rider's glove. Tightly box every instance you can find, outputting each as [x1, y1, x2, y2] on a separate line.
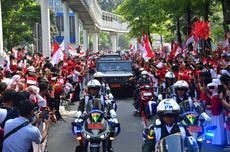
[74, 111, 82, 118]
[200, 112, 211, 121]
[110, 109, 117, 118]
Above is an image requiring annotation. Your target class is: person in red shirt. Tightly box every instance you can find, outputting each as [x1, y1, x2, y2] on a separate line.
[206, 82, 225, 145]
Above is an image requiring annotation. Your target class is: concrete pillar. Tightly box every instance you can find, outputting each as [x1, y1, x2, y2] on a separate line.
[83, 29, 89, 52]
[41, 0, 51, 57]
[75, 13, 80, 47]
[93, 32, 99, 52]
[0, 0, 3, 51]
[111, 33, 118, 52]
[63, 1, 70, 53]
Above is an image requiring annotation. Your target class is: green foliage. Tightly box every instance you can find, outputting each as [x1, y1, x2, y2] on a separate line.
[118, 34, 130, 50]
[98, 0, 123, 12]
[2, 0, 41, 49]
[117, 0, 226, 44]
[98, 32, 112, 50]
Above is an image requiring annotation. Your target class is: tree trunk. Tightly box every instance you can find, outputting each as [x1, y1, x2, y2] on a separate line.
[176, 17, 182, 46]
[186, 1, 192, 36]
[222, 0, 230, 33]
[203, 0, 211, 57]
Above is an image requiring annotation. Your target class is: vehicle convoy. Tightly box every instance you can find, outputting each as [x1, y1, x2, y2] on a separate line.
[96, 60, 134, 94]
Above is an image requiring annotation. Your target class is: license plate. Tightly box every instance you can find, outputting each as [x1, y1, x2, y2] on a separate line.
[111, 84, 121, 88]
[188, 126, 202, 132]
[143, 92, 152, 96]
[88, 124, 104, 129]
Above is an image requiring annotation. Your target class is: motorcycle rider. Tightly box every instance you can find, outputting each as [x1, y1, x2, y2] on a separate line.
[134, 70, 152, 115]
[173, 80, 192, 104]
[142, 98, 191, 152]
[158, 71, 176, 100]
[93, 72, 111, 97]
[75, 79, 118, 152]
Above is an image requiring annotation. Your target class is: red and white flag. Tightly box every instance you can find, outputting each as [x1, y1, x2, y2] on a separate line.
[223, 33, 229, 53]
[51, 40, 64, 65]
[27, 77, 37, 85]
[170, 41, 182, 58]
[143, 34, 154, 58]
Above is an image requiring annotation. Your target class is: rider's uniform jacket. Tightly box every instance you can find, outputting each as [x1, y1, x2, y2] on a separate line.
[142, 122, 190, 152]
[100, 82, 111, 96]
[158, 81, 175, 99]
[78, 93, 113, 113]
[172, 94, 192, 104]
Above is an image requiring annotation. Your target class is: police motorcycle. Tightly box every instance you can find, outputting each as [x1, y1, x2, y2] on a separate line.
[179, 100, 214, 148]
[72, 98, 119, 152]
[155, 134, 199, 152]
[142, 99, 199, 152]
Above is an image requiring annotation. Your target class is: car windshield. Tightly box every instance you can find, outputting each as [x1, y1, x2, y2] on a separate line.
[99, 56, 121, 61]
[97, 62, 132, 72]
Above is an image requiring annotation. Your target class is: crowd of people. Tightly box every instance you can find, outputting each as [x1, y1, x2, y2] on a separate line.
[0, 48, 99, 152]
[127, 46, 230, 151]
[0, 41, 229, 151]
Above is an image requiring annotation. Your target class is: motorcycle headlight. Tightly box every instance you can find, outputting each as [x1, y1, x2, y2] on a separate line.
[83, 133, 91, 139]
[100, 133, 109, 139]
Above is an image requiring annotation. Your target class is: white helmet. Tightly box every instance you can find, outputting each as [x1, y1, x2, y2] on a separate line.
[94, 72, 104, 78]
[141, 70, 148, 76]
[174, 80, 189, 90]
[139, 68, 145, 72]
[157, 99, 180, 115]
[165, 71, 175, 79]
[207, 82, 218, 91]
[87, 79, 101, 89]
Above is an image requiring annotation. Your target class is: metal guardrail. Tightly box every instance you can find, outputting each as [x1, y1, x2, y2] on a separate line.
[83, 0, 129, 33]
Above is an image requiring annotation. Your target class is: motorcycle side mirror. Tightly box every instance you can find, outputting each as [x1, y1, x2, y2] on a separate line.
[110, 123, 120, 128]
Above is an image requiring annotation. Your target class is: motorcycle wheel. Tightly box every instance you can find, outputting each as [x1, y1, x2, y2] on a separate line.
[90, 147, 100, 152]
[75, 145, 82, 152]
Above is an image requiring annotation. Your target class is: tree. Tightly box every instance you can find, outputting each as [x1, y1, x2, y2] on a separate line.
[98, 0, 123, 12]
[2, 0, 41, 49]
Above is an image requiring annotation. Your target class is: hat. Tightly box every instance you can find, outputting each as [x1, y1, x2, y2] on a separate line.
[0, 108, 7, 124]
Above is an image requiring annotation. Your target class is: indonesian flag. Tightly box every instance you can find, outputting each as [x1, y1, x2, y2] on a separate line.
[143, 34, 154, 58]
[68, 44, 74, 54]
[51, 40, 64, 65]
[223, 33, 229, 53]
[170, 41, 182, 58]
[27, 77, 37, 85]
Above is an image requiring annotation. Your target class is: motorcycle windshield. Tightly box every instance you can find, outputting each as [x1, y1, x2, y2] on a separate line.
[180, 100, 203, 115]
[155, 134, 199, 152]
[85, 98, 103, 113]
[180, 100, 193, 113]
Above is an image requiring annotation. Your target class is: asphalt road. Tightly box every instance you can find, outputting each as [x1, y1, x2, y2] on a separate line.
[47, 98, 225, 152]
